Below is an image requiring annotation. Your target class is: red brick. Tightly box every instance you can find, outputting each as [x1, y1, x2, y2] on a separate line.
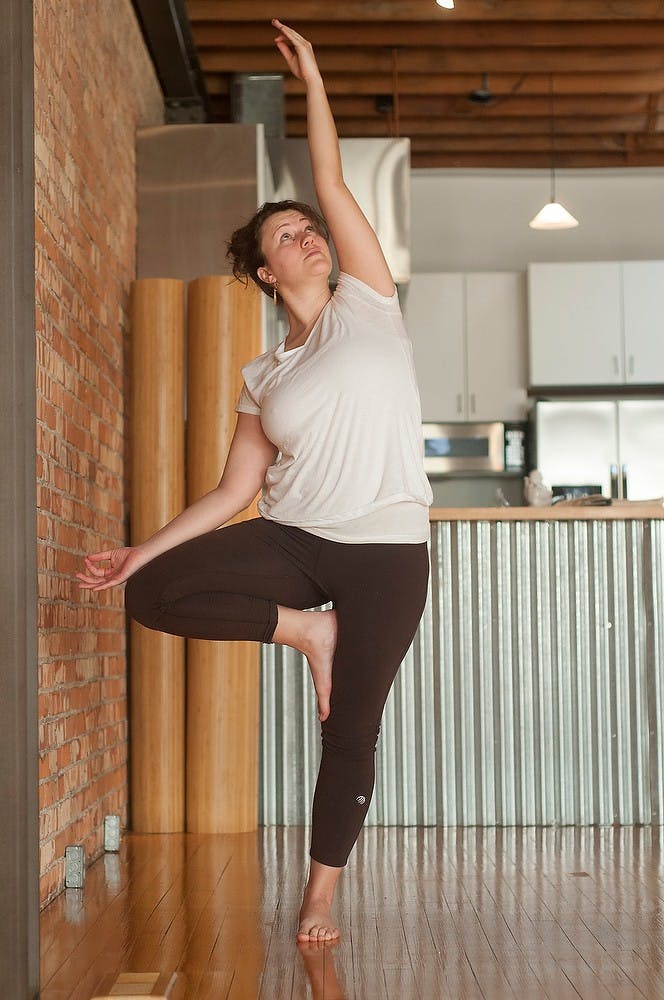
[35, 0, 162, 909]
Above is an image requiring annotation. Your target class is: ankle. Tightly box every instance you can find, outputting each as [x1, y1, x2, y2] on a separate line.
[303, 859, 342, 904]
[303, 882, 333, 904]
[272, 606, 311, 654]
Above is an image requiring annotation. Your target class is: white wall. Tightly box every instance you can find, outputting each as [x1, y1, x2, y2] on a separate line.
[411, 168, 664, 273]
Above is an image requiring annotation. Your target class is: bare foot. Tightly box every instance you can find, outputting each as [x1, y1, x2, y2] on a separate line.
[302, 609, 337, 722]
[272, 606, 338, 721]
[297, 887, 340, 942]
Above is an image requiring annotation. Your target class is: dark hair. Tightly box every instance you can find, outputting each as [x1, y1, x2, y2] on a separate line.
[226, 199, 330, 299]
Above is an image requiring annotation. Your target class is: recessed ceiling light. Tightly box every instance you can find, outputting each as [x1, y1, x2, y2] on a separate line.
[436, 0, 455, 8]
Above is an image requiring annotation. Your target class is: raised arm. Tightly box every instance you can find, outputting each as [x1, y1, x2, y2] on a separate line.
[273, 19, 395, 297]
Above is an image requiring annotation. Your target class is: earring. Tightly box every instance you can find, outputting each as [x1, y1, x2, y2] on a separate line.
[273, 283, 278, 305]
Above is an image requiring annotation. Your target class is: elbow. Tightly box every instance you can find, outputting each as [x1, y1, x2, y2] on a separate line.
[213, 481, 262, 517]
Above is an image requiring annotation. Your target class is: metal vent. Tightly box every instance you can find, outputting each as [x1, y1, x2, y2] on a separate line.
[231, 74, 284, 139]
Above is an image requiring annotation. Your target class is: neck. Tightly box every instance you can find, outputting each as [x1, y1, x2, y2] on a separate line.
[281, 282, 332, 346]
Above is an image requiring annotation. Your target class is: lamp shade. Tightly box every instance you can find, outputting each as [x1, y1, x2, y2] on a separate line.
[529, 200, 579, 230]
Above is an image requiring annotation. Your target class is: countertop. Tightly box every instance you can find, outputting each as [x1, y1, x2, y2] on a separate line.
[430, 502, 664, 521]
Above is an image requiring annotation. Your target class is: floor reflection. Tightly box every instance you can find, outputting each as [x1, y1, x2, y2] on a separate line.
[297, 939, 348, 1000]
[40, 826, 664, 1000]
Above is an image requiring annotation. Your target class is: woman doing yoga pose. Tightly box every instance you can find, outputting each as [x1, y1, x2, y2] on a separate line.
[78, 19, 433, 943]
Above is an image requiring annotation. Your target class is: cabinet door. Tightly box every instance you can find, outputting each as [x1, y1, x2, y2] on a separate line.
[466, 272, 528, 421]
[403, 273, 465, 421]
[621, 261, 664, 384]
[618, 401, 664, 500]
[528, 262, 623, 386]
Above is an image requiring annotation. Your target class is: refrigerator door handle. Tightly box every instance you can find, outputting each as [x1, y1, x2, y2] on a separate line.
[621, 464, 628, 499]
[610, 464, 619, 499]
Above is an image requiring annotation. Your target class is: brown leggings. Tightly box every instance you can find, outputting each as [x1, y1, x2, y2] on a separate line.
[124, 517, 429, 867]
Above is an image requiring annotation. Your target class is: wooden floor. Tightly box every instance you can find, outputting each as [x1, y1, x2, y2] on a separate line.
[40, 825, 664, 999]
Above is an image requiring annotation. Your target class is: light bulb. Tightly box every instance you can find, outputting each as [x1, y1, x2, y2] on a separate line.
[529, 201, 579, 230]
[436, 0, 455, 8]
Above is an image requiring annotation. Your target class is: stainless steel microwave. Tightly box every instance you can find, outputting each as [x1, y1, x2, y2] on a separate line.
[422, 422, 506, 475]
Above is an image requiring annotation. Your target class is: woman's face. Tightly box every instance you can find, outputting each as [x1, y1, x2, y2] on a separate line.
[258, 209, 332, 292]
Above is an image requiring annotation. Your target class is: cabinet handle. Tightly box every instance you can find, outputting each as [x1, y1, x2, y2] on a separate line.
[612, 355, 619, 377]
[622, 465, 628, 499]
[456, 394, 463, 415]
[610, 464, 619, 499]
[628, 354, 635, 377]
[470, 393, 476, 414]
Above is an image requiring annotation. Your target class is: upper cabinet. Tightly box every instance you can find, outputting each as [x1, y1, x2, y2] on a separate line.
[403, 273, 465, 421]
[528, 261, 664, 387]
[404, 272, 528, 422]
[465, 273, 528, 422]
[621, 262, 664, 384]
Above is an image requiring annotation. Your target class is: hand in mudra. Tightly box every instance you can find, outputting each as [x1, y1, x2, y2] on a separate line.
[77, 546, 146, 591]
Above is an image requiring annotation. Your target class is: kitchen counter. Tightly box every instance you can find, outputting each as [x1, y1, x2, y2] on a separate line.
[262, 499, 664, 831]
[430, 501, 664, 521]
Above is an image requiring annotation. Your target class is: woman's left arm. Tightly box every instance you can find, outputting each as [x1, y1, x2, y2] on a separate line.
[273, 19, 395, 297]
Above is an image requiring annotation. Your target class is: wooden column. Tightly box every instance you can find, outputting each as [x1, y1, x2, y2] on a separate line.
[129, 279, 186, 832]
[186, 276, 262, 833]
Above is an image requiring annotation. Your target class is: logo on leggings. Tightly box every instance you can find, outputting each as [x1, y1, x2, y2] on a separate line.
[355, 795, 366, 805]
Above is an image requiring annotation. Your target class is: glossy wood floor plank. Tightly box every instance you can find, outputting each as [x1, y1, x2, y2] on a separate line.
[40, 826, 664, 1000]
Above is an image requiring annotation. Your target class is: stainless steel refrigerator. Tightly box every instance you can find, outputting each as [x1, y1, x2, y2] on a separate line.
[533, 399, 664, 500]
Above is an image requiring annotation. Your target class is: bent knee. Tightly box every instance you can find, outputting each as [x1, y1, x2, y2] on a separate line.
[124, 568, 163, 630]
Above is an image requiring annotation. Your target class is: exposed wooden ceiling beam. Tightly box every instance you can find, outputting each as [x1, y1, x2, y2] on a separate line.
[199, 46, 664, 75]
[286, 115, 650, 136]
[192, 20, 664, 48]
[285, 95, 650, 118]
[286, 72, 664, 97]
[186, 1, 664, 23]
[204, 71, 664, 97]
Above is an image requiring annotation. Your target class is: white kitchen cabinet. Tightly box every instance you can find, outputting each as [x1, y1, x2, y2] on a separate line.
[528, 260, 664, 387]
[404, 271, 528, 422]
[528, 262, 623, 386]
[465, 272, 528, 421]
[621, 262, 664, 384]
[404, 273, 465, 421]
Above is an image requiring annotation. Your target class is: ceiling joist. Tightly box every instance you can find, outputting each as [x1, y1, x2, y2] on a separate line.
[192, 20, 664, 47]
[187, 1, 664, 23]
[184, 0, 664, 168]
[199, 47, 664, 75]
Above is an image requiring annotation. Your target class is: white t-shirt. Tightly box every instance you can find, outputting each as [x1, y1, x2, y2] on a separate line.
[235, 272, 433, 543]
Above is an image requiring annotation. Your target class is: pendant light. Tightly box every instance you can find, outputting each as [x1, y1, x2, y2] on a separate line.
[529, 73, 579, 230]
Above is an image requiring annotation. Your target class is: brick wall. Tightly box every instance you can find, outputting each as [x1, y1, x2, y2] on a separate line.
[34, 0, 163, 907]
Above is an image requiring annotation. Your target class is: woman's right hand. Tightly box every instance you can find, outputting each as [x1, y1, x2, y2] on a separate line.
[76, 546, 147, 592]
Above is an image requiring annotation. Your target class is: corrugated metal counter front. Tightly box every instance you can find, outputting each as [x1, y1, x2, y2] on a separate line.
[259, 510, 664, 827]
